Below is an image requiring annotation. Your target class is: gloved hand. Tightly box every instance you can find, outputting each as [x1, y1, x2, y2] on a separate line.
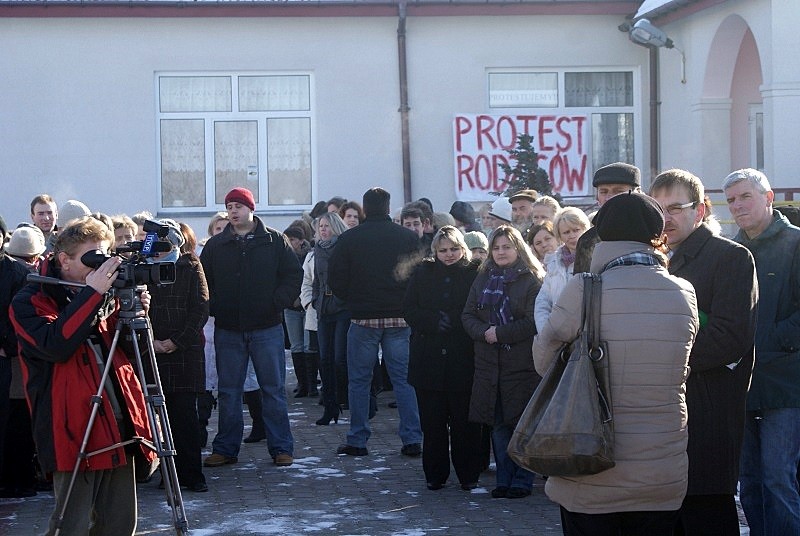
[437, 311, 452, 332]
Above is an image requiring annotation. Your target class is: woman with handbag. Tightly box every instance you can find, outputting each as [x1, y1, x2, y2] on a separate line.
[311, 211, 351, 425]
[533, 192, 698, 536]
[462, 225, 545, 499]
[403, 226, 483, 491]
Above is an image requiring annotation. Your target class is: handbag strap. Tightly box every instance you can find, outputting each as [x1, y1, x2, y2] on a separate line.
[586, 274, 604, 362]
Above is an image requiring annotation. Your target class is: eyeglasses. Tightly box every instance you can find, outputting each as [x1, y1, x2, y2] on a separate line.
[665, 201, 698, 215]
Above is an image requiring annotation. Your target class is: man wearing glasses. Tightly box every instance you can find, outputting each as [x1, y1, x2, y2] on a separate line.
[650, 169, 758, 535]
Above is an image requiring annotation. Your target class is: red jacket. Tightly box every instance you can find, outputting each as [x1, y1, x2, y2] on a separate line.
[10, 259, 155, 473]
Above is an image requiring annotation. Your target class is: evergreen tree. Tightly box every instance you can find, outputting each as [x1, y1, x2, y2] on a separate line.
[496, 134, 560, 201]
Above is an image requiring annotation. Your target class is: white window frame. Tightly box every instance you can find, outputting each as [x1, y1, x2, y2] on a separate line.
[155, 71, 317, 213]
[486, 66, 643, 192]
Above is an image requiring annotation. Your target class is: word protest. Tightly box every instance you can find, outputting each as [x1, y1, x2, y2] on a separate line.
[453, 114, 590, 201]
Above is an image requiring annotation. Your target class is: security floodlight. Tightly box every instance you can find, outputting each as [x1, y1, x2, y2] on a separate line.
[630, 19, 674, 48]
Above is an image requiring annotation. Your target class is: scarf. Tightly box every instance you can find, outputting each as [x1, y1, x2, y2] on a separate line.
[316, 235, 338, 250]
[560, 246, 575, 268]
[477, 266, 521, 326]
[600, 251, 665, 273]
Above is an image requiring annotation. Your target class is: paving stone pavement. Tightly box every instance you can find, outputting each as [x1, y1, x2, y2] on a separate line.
[0, 361, 750, 535]
[0, 366, 562, 535]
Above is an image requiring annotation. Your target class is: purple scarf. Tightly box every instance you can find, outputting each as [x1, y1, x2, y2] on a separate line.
[477, 267, 521, 326]
[560, 246, 575, 268]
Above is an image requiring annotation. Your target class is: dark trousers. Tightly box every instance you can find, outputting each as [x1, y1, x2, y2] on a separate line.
[675, 494, 740, 536]
[415, 388, 482, 486]
[560, 506, 679, 536]
[164, 392, 205, 487]
[1, 398, 36, 491]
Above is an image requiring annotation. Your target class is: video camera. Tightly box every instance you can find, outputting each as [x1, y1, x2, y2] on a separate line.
[80, 219, 177, 289]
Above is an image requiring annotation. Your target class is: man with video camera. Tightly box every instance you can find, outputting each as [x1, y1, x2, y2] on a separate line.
[10, 216, 156, 536]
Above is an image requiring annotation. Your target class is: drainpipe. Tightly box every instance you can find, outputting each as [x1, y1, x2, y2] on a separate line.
[649, 45, 660, 179]
[397, 0, 412, 203]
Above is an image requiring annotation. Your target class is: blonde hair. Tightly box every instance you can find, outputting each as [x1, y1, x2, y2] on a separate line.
[53, 216, 113, 261]
[553, 206, 591, 242]
[207, 212, 229, 237]
[431, 225, 472, 262]
[482, 225, 545, 279]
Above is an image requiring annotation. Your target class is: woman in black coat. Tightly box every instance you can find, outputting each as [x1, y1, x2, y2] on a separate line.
[403, 226, 483, 491]
[147, 220, 210, 492]
[462, 225, 544, 500]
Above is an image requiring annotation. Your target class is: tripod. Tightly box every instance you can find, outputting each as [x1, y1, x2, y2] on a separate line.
[51, 285, 188, 536]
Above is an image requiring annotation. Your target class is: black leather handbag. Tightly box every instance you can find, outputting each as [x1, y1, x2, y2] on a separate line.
[508, 273, 614, 476]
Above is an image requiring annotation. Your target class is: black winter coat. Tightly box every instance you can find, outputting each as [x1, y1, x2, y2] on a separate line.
[0, 254, 29, 358]
[403, 258, 479, 392]
[147, 253, 209, 393]
[328, 215, 419, 319]
[668, 223, 758, 495]
[200, 217, 302, 331]
[462, 264, 542, 426]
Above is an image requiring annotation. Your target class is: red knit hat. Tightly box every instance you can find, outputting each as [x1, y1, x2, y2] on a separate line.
[224, 187, 256, 211]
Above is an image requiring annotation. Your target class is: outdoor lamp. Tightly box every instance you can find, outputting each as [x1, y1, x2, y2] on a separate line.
[628, 18, 686, 83]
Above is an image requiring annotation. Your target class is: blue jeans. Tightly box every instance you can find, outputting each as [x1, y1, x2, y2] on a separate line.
[345, 323, 421, 449]
[284, 308, 310, 354]
[317, 310, 350, 408]
[213, 325, 293, 458]
[492, 401, 534, 490]
[739, 407, 800, 536]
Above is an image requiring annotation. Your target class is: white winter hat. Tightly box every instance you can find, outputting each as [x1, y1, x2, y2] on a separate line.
[489, 196, 513, 223]
[56, 200, 91, 229]
[6, 226, 46, 258]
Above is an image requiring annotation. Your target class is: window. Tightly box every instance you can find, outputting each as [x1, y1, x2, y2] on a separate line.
[157, 73, 314, 211]
[487, 69, 638, 176]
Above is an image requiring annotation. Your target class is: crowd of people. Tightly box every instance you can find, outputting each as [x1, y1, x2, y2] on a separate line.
[0, 162, 798, 535]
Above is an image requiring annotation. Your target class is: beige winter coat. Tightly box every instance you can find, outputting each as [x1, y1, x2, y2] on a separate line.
[533, 241, 698, 514]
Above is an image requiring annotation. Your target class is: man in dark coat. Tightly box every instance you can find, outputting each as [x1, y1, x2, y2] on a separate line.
[651, 169, 758, 535]
[200, 187, 302, 468]
[328, 187, 422, 457]
[724, 168, 800, 536]
[573, 162, 641, 273]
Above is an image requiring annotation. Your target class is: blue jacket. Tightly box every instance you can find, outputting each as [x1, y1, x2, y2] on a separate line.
[734, 209, 800, 410]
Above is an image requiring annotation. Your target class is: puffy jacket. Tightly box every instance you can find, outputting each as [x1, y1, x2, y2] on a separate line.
[534, 245, 574, 331]
[10, 258, 155, 473]
[534, 241, 697, 514]
[403, 257, 479, 393]
[200, 217, 302, 331]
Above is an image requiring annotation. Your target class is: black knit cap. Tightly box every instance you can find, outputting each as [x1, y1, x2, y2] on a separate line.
[595, 191, 665, 244]
[592, 162, 641, 188]
[449, 201, 476, 225]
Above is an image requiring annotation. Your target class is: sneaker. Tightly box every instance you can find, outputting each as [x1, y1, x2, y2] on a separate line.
[203, 453, 238, 467]
[401, 443, 422, 457]
[336, 444, 368, 456]
[273, 453, 294, 467]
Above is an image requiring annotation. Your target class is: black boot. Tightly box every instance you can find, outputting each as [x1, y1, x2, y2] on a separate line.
[292, 352, 308, 398]
[336, 365, 349, 409]
[243, 390, 266, 443]
[306, 352, 320, 397]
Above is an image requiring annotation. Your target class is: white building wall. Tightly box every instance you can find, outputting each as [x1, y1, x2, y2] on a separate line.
[2, 11, 651, 233]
